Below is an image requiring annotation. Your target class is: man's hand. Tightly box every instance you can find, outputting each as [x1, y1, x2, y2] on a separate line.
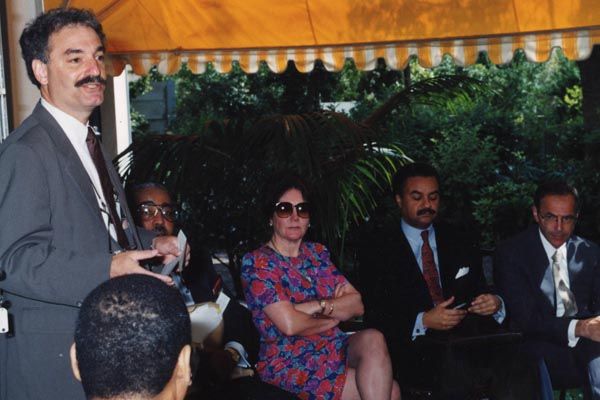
[151, 236, 191, 267]
[468, 293, 501, 316]
[576, 317, 600, 342]
[422, 296, 467, 330]
[110, 249, 172, 284]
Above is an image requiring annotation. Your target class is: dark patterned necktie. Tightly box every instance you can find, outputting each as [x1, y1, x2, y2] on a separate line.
[421, 230, 444, 305]
[86, 127, 129, 249]
[552, 250, 578, 317]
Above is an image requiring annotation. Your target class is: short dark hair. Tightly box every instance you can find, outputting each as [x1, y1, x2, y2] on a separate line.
[127, 182, 171, 205]
[19, 8, 106, 88]
[533, 180, 580, 211]
[74, 275, 191, 399]
[392, 162, 440, 196]
[262, 172, 311, 222]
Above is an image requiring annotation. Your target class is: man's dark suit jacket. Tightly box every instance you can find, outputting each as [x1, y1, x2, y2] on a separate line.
[0, 103, 143, 400]
[359, 217, 490, 379]
[494, 225, 600, 347]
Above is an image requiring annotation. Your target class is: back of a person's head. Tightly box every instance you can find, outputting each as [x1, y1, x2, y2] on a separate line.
[74, 274, 191, 399]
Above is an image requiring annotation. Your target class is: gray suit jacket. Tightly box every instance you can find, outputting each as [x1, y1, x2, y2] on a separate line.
[0, 103, 138, 400]
[494, 225, 600, 347]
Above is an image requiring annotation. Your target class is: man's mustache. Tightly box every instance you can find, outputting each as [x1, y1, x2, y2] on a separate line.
[153, 225, 167, 236]
[75, 75, 107, 87]
[417, 208, 436, 216]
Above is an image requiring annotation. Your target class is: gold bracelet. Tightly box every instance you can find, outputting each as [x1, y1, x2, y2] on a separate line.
[327, 301, 334, 315]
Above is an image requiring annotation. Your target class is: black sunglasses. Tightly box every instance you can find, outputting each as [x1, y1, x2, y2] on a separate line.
[274, 202, 310, 219]
[137, 203, 179, 222]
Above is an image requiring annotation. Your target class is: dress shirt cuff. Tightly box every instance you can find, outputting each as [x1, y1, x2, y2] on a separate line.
[493, 296, 506, 324]
[224, 341, 251, 368]
[412, 312, 427, 340]
[568, 320, 580, 348]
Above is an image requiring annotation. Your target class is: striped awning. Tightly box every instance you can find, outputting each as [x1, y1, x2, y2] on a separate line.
[45, 0, 600, 75]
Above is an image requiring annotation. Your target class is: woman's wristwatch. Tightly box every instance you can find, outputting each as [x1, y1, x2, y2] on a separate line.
[319, 299, 327, 314]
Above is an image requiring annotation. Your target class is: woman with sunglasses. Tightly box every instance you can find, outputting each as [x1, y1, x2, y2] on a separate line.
[241, 173, 400, 400]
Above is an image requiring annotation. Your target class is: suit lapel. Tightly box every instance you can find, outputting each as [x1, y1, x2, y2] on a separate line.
[530, 226, 553, 284]
[101, 144, 142, 250]
[396, 228, 422, 275]
[32, 104, 105, 222]
[526, 226, 557, 312]
[566, 236, 584, 287]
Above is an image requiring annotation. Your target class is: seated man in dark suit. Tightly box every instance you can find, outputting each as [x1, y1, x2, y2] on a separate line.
[70, 274, 192, 400]
[495, 181, 600, 398]
[129, 182, 297, 400]
[360, 163, 526, 398]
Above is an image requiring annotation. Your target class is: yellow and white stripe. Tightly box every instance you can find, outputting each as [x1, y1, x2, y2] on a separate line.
[112, 28, 600, 75]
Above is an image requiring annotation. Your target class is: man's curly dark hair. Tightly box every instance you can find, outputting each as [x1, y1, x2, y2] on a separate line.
[74, 274, 191, 399]
[19, 8, 106, 88]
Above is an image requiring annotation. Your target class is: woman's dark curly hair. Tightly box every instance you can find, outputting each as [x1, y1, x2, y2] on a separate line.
[261, 171, 312, 223]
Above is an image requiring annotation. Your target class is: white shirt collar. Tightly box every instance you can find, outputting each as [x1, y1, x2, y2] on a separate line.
[401, 219, 434, 241]
[40, 98, 89, 144]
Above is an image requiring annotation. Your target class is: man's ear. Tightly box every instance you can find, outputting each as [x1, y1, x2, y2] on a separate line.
[394, 194, 403, 209]
[31, 59, 48, 86]
[176, 344, 192, 385]
[531, 205, 540, 224]
[69, 343, 82, 382]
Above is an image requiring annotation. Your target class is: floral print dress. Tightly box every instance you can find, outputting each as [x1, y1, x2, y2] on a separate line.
[241, 242, 349, 400]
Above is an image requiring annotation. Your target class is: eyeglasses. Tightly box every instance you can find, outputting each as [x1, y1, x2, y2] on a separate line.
[274, 202, 310, 219]
[137, 203, 179, 222]
[538, 213, 577, 226]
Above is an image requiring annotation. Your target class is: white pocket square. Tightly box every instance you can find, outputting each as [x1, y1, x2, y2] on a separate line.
[455, 267, 470, 279]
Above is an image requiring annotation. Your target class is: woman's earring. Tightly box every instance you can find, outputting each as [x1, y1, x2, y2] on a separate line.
[268, 220, 273, 227]
[308, 222, 311, 228]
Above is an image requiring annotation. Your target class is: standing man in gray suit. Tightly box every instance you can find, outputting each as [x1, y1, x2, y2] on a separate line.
[0, 8, 182, 400]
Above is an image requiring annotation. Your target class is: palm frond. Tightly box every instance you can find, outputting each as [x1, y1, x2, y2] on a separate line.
[362, 75, 483, 127]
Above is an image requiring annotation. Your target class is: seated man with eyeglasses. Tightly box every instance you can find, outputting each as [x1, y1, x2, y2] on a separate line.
[128, 182, 298, 400]
[495, 180, 600, 398]
[128, 182, 221, 303]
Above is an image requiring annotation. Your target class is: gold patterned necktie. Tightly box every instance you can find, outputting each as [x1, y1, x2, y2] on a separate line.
[421, 230, 444, 305]
[552, 250, 578, 317]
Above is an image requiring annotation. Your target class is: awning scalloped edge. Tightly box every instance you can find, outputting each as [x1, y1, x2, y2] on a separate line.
[106, 29, 600, 76]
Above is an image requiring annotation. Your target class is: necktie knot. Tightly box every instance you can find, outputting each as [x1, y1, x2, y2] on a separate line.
[552, 250, 563, 263]
[421, 230, 429, 241]
[86, 127, 97, 154]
